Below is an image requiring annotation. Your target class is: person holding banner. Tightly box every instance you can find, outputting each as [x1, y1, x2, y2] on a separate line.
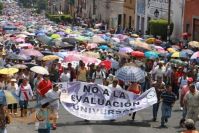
[128, 82, 142, 121]
[92, 66, 106, 85]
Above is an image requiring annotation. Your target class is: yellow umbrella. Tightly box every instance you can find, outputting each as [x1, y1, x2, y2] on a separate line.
[65, 28, 72, 34]
[131, 34, 139, 38]
[4, 90, 18, 104]
[51, 34, 61, 39]
[167, 48, 176, 53]
[42, 55, 59, 61]
[171, 52, 180, 58]
[0, 68, 19, 75]
[145, 38, 155, 44]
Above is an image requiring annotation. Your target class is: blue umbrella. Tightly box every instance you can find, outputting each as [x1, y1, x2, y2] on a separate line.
[145, 51, 159, 59]
[99, 45, 109, 50]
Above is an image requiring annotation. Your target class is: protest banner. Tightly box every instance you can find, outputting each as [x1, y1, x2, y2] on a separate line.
[59, 82, 157, 120]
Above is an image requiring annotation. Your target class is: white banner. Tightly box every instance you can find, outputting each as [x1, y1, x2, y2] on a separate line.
[59, 82, 157, 120]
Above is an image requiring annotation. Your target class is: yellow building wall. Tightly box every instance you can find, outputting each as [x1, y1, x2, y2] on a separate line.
[123, 0, 135, 29]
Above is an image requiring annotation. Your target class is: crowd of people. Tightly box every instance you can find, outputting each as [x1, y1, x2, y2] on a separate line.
[0, 1, 198, 133]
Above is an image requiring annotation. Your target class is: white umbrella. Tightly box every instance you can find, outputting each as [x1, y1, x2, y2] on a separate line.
[30, 66, 49, 75]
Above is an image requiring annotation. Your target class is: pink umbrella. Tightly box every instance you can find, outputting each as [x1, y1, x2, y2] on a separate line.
[86, 43, 98, 49]
[20, 49, 43, 57]
[191, 51, 199, 59]
[18, 43, 34, 49]
[15, 38, 25, 43]
[64, 55, 81, 62]
[81, 56, 101, 64]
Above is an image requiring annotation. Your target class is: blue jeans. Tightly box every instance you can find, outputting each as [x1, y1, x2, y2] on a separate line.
[38, 128, 50, 133]
[19, 100, 28, 109]
[161, 103, 172, 126]
[153, 102, 160, 119]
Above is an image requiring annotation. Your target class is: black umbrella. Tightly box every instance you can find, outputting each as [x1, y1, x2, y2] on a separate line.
[62, 38, 78, 45]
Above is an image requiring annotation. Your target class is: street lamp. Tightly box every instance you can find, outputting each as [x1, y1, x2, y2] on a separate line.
[154, 9, 159, 18]
[167, 0, 171, 42]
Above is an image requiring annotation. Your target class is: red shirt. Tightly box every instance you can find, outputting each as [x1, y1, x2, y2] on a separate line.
[37, 80, 52, 97]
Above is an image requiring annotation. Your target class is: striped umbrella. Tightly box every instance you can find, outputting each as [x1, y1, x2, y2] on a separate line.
[116, 66, 145, 83]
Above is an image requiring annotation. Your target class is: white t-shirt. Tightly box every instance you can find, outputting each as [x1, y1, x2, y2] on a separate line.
[92, 71, 106, 85]
[60, 72, 71, 82]
[6, 83, 18, 94]
[45, 89, 61, 110]
[108, 84, 122, 90]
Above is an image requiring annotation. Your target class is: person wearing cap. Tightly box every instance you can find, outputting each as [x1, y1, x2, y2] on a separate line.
[181, 119, 199, 133]
[16, 78, 33, 117]
[6, 78, 18, 116]
[184, 84, 199, 123]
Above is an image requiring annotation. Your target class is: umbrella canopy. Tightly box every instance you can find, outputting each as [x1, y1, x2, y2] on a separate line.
[116, 66, 145, 83]
[171, 52, 188, 58]
[189, 41, 199, 48]
[130, 40, 151, 50]
[181, 49, 194, 55]
[0, 68, 19, 75]
[12, 64, 27, 69]
[191, 51, 199, 59]
[145, 38, 155, 44]
[64, 55, 81, 62]
[42, 55, 59, 61]
[86, 43, 98, 49]
[83, 51, 100, 58]
[30, 66, 49, 75]
[119, 47, 133, 53]
[62, 38, 78, 45]
[145, 51, 159, 59]
[15, 38, 25, 42]
[170, 59, 188, 66]
[99, 60, 112, 70]
[51, 34, 61, 39]
[7, 53, 31, 60]
[99, 45, 109, 50]
[92, 35, 106, 43]
[18, 43, 34, 49]
[3, 90, 18, 105]
[131, 51, 144, 58]
[20, 49, 43, 57]
[167, 48, 177, 53]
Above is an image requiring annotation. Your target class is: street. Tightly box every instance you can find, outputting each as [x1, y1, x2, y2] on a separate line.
[7, 101, 199, 133]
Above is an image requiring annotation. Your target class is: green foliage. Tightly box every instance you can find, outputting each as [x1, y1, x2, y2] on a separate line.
[0, 2, 3, 15]
[46, 14, 73, 23]
[149, 19, 174, 40]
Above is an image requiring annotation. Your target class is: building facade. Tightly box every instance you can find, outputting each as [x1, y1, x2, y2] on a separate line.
[135, 0, 184, 38]
[183, 0, 199, 41]
[48, 0, 66, 14]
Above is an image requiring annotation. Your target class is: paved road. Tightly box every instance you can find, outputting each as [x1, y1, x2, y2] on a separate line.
[7, 101, 199, 133]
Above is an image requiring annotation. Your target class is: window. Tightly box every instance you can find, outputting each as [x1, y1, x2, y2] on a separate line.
[130, 0, 132, 3]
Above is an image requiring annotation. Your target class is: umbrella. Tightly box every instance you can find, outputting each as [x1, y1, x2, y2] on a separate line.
[15, 38, 25, 42]
[56, 31, 65, 36]
[108, 59, 119, 69]
[170, 59, 188, 66]
[99, 60, 112, 70]
[130, 40, 151, 50]
[86, 43, 98, 49]
[0, 68, 19, 75]
[51, 34, 61, 39]
[30, 66, 49, 75]
[42, 55, 59, 61]
[119, 47, 133, 53]
[99, 45, 109, 50]
[3, 90, 18, 105]
[12, 64, 27, 69]
[167, 48, 177, 53]
[145, 51, 159, 59]
[191, 51, 199, 59]
[131, 51, 144, 58]
[62, 38, 78, 45]
[171, 52, 188, 58]
[7, 53, 31, 60]
[181, 49, 194, 55]
[64, 55, 81, 62]
[20, 49, 43, 57]
[92, 35, 106, 43]
[189, 41, 199, 48]
[24, 63, 37, 68]
[116, 66, 145, 83]
[145, 38, 155, 44]
[83, 51, 100, 58]
[18, 43, 34, 49]
[16, 34, 27, 38]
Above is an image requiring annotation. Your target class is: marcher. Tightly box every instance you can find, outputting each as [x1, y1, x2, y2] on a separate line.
[181, 119, 199, 133]
[184, 84, 199, 123]
[37, 75, 52, 97]
[60, 68, 71, 82]
[92, 66, 106, 85]
[160, 85, 176, 128]
[16, 78, 33, 117]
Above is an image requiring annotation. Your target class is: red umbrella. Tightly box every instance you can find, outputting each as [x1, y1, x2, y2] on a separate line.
[99, 60, 112, 70]
[131, 51, 144, 58]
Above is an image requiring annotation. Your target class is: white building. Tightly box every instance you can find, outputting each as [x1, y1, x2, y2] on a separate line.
[135, 0, 184, 38]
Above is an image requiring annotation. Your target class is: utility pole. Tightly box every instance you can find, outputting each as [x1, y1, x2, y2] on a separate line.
[167, 0, 171, 42]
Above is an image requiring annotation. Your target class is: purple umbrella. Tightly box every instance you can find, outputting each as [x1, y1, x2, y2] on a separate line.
[56, 32, 65, 36]
[119, 47, 133, 53]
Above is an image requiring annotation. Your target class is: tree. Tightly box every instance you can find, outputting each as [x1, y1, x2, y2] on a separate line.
[36, 0, 48, 13]
[149, 19, 174, 40]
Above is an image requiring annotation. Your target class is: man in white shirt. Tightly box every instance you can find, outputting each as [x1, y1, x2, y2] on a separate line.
[108, 79, 122, 90]
[92, 66, 106, 85]
[60, 68, 71, 82]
